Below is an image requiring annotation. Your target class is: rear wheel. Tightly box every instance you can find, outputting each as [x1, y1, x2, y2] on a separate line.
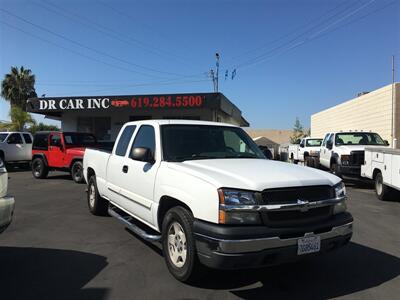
[162, 206, 202, 282]
[87, 175, 108, 216]
[375, 172, 391, 201]
[32, 157, 48, 179]
[71, 161, 84, 183]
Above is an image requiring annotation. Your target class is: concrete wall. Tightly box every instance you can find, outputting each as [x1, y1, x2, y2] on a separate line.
[311, 83, 400, 147]
[245, 129, 292, 145]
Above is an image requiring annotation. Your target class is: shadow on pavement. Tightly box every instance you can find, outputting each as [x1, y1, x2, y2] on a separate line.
[191, 242, 400, 299]
[0, 247, 109, 300]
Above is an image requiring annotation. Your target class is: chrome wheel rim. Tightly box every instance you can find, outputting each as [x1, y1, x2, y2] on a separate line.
[74, 165, 82, 180]
[167, 221, 187, 268]
[89, 183, 96, 208]
[33, 161, 41, 176]
[376, 177, 383, 195]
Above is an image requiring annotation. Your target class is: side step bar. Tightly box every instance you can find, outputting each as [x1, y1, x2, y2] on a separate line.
[108, 205, 161, 242]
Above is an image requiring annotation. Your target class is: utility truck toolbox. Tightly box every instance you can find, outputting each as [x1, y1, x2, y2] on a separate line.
[361, 147, 400, 200]
[83, 120, 353, 282]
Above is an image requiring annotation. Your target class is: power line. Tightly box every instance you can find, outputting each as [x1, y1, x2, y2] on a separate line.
[228, 0, 357, 62]
[0, 19, 203, 82]
[235, 0, 374, 69]
[38, 0, 194, 68]
[238, 0, 393, 70]
[0, 8, 194, 78]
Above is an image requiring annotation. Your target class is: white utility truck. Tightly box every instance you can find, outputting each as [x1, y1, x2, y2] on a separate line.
[319, 131, 388, 178]
[288, 137, 322, 166]
[83, 120, 353, 282]
[361, 147, 400, 200]
[0, 132, 33, 167]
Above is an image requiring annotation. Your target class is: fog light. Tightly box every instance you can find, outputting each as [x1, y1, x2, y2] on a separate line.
[333, 201, 347, 214]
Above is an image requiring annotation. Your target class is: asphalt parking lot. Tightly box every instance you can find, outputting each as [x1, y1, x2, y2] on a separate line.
[1, 169, 399, 300]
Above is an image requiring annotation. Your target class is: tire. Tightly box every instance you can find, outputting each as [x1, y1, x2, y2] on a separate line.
[87, 175, 108, 216]
[375, 172, 392, 201]
[32, 157, 48, 179]
[71, 161, 84, 183]
[330, 162, 342, 178]
[162, 206, 202, 282]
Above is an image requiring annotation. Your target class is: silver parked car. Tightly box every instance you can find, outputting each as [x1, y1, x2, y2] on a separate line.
[0, 158, 15, 233]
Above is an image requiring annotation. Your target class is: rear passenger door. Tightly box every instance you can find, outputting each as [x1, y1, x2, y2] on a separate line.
[118, 125, 160, 226]
[22, 133, 33, 160]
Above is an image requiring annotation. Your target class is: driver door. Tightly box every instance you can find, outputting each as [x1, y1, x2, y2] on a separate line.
[48, 133, 65, 167]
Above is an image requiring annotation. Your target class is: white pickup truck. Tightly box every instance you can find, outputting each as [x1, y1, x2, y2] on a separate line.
[319, 131, 388, 177]
[361, 147, 400, 200]
[0, 131, 33, 167]
[288, 137, 322, 166]
[0, 158, 15, 233]
[83, 120, 353, 282]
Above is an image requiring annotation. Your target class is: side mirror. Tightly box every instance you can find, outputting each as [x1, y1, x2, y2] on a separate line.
[384, 140, 389, 146]
[130, 147, 154, 163]
[300, 144, 305, 148]
[326, 141, 333, 149]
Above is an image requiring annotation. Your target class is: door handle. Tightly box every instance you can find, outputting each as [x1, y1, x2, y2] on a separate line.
[122, 165, 128, 173]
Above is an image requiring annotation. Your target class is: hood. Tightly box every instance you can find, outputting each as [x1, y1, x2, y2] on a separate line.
[66, 147, 86, 156]
[166, 159, 341, 191]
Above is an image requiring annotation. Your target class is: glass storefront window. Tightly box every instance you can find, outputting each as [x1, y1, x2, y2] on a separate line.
[77, 117, 111, 141]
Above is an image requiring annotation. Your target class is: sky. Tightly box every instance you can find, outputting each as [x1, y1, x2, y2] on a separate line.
[0, 0, 399, 129]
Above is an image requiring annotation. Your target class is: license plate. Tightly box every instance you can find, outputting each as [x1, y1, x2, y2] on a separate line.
[297, 236, 321, 255]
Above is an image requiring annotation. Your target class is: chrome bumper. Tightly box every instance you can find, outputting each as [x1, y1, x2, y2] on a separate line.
[196, 222, 353, 254]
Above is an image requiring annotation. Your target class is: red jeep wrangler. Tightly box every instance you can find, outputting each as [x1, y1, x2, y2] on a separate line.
[31, 132, 97, 183]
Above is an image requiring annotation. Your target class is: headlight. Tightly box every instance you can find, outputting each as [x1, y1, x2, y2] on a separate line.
[341, 155, 350, 166]
[218, 189, 261, 225]
[334, 182, 346, 198]
[333, 182, 347, 214]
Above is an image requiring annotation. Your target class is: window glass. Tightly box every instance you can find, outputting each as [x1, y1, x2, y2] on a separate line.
[63, 133, 96, 146]
[33, 134, 49, 150]
[77, 117, 111, 141]
[23, 134, 32, 144]
[131, 125, 156, 158]
[161, 125, 265, 162]
[322, 133, 330, 147]
[7, 133, 23, 144]
[50, 135, 62, 147]
[335, 133, 385, 146]
[328, 134, 334, 145]
[306, 139, 322, 147]
[0, 133, 8, 142]
[115, 125, 136, 156]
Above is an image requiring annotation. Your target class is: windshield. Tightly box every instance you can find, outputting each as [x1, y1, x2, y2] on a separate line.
[335, 133, 385, 146]
[63, 133, 97, 146]
[306, 139, 322, 147]
[0, 133, 8, 143]
[161, 125, 265, 162]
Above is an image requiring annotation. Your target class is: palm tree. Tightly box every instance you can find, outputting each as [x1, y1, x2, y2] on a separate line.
[0, 106, 36, 131]
[1, 66, 37, 110]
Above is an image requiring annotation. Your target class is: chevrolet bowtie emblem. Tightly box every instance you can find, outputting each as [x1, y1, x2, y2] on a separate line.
[297, 199, 310, 212]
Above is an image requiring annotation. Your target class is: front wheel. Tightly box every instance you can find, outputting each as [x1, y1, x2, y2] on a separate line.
[162, 206, 202, 282]
[87, 175, 108, 216]
[330, 162, 342, 178]
[375, 172, 391, 201]
[32, 157, 48, 179]
[71, 161, 84, 183]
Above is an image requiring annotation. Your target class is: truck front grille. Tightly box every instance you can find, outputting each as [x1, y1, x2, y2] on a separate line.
[349, 151, 365, 166]
[260, 185, 334, 227]
[261, 206, 332, 227]
[261, 185, 334, 205]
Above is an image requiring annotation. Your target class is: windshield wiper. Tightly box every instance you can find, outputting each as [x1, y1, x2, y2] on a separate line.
[172, 154, 217, 162]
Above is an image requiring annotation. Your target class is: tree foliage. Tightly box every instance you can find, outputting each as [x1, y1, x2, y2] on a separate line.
[0, 106, 36, 131]
[29, 122, 60, 134]
[289, 117, 307, 144]
[1, 66, 37, 110]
